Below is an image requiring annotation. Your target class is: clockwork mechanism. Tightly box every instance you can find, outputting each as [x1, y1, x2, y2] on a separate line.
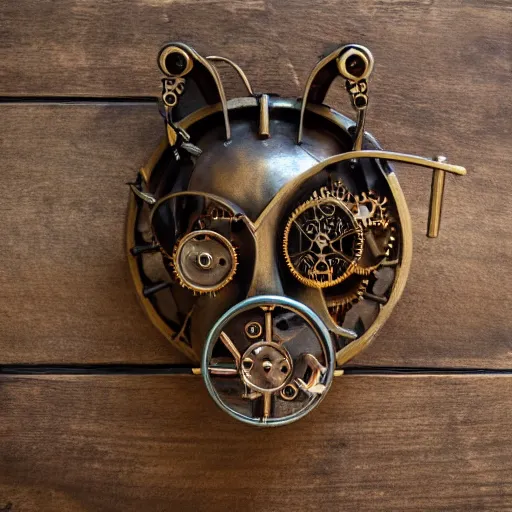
[202, 295, 334, 426]
[126, 41, 466, 426]
[172, 229, 238, 294]
[283, 190, 364, 288]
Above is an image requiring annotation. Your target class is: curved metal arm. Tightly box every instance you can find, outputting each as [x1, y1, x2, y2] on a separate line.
[297, 44, 374, 146]
[256, 149, 466, 229]
[158, 43, 232, 141]
[207, 56, 254, 96]
[297, 46, 343, 144]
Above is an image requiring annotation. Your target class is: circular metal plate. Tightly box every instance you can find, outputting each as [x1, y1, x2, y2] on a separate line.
[202, 295, 335, 426]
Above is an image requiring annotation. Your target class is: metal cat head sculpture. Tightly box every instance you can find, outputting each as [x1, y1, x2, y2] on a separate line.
[127, 42, 466, 426]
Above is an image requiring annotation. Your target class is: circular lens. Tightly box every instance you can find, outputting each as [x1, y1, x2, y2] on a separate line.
[158, 46, 193, 77]
[337, 46, 374, 81]
[345, 54, 367, 78]
[165, 52, 187, 75]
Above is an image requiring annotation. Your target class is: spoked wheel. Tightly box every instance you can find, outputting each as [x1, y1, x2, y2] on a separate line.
[202, 296, 335, 426]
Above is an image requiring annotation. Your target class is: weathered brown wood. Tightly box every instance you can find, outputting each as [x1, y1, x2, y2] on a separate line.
[1, 0, 510, 99]
[0, 375, 510, 511]
[0, 104, 189, 364]
[1, 103, 510, 366]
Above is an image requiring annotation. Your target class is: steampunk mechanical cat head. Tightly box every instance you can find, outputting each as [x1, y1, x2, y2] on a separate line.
[127, 42, 466, 426]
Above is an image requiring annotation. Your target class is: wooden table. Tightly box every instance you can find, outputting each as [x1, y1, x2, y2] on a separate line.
[1, 0, 511, 509]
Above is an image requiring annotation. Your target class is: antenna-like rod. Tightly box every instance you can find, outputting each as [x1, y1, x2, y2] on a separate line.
[297, 44, 374, 150]
[337, 46, 374, 151]
[158, 43, 231, 141]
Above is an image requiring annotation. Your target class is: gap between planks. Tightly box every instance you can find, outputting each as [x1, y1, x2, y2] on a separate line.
[1, 364, 511, 376]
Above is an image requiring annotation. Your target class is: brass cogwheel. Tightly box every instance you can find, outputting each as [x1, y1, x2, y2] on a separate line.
[351, 190, 395, 276]
[326, 181, 395, 276]
[283, 189, 364, 289]
[353, 190, 390, 229]
[326, 277, 370, 323]
[172, 229, 238, 294]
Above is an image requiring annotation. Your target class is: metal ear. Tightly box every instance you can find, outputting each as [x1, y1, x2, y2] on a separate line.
[297, 43, 374, 149]
[337, 45, 374, 151]
[157, 42, 231, 143]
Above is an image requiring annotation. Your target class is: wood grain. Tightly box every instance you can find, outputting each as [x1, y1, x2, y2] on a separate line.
[0, 375, 511, 511]
[1, 102, 511, 367]
[1, 0, 510, 99]
[0, 3, 510, 510]
[1, 0, 511, 366]
[0, 104, 189, 364]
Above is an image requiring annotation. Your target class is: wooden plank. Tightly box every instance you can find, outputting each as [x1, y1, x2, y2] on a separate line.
[0, 104, 189, 364]
[1, 102, 511, 366]
[1, 0, 511, 368]
[0, 0, 510, 99]
[0, 374, 510, 510]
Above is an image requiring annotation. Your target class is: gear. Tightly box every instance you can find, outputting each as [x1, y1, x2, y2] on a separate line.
[353, 190, 390, 229]
[283, 189, 364, 288]
[352, 190, 395, 275]
[326, 277, 369, 324]
[172, 229, 238, 294]
[327, 181, 395, 276]
[352, 225, 396, 275]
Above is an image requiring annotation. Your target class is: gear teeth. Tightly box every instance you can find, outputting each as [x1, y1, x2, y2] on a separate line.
[282, 179, 398, 288]
[326, 278, 370, 309]
[327, 278, 370, 325]
[282, 190, 363, 289]
[171, 230, 238, 294]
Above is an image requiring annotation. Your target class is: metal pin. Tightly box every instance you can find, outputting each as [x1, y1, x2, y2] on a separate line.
[259, 94, 270, 139]
[363, 292, 388, 304]
[219, 331, 241, 367]
[143, 281, 171, 297]
[130, 244, 160, 256]
[353, 108, 367, 152]
[208, 366, 238, 376]
[427, 155, 447, 238]
[264, 310, 273, 341]
[263, 393, 272, 420]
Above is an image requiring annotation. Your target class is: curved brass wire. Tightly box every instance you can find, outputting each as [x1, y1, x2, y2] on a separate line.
[150, 190, 255, 232]
[207, 56, 254, 96]
[169, 43, 232, 140]
[255, 150, 466, 230]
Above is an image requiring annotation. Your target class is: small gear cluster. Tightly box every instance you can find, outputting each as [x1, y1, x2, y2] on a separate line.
[282, 188, 364, 288]
[283, 180, 396, 321]
[172, 229, 238, 294]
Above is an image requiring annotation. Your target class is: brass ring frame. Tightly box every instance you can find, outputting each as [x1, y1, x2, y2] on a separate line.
[158, 46, 194, 77]
[336, 46, 374, 82]
[127, 96, 465, 368]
